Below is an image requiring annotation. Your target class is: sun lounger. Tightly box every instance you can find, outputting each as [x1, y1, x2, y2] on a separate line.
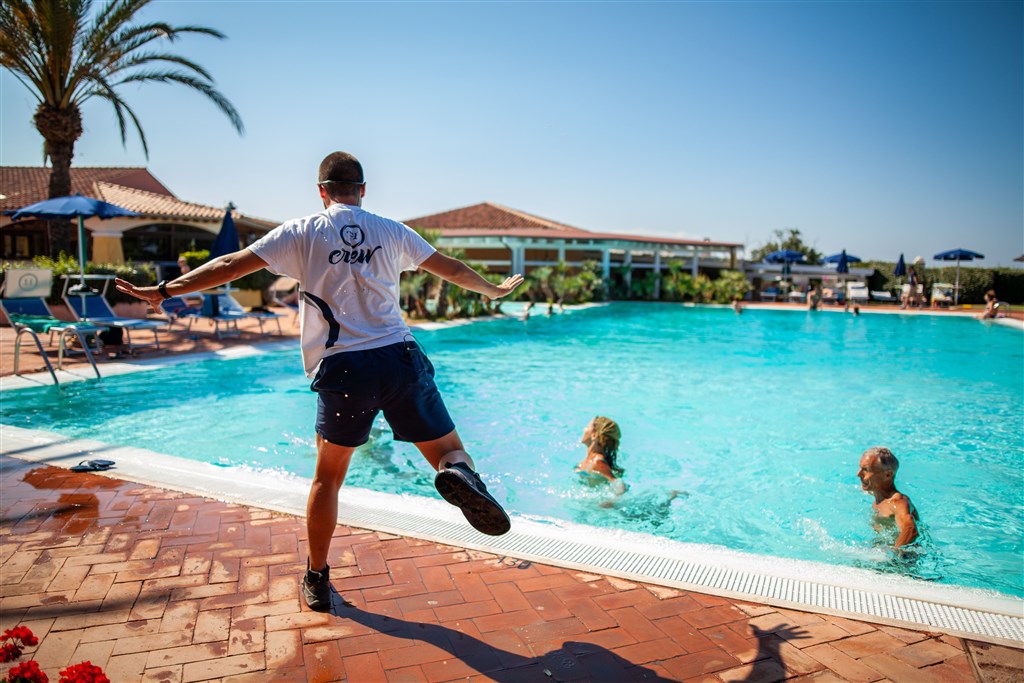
[871, 290, 895, 303]
[198, 292, 283, 339]
[1, 269, 106, 380]
[63, 289, 163, 353]
[930, 283, 954, 308]
[158, 295, 202, 331]
[846, 282, 869, 304]
[761, 287, 780, 302]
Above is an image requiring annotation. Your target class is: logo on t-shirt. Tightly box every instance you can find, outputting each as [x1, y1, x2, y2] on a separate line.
[329, 223, 381, 265]
[340, 225, 365, 248]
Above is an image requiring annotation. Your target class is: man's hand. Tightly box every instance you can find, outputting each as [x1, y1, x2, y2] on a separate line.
[491, 274, 524, 299]
[115, 278, 165, 315]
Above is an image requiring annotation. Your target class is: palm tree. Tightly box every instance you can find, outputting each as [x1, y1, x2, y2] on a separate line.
[0, 0, 244, 256]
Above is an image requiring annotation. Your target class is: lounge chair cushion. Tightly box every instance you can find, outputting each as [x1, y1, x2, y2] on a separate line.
[7, 312, 65, 333]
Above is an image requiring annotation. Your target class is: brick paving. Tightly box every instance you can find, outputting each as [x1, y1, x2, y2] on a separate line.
[2, 456, 1014, 682]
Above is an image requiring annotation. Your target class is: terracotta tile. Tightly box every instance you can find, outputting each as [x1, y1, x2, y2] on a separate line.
[803, 643, 884, 683]
[145, 641, 230, 668]
[525, 589, 573, 621]
[51, 608, 131, 632]
[718, 657, 788, 683]
[653, 616, 716, 654]
[105, 651, 149, 682]
[141, 664, 183, 683]
[613, 636, 686, 664]
[702, 624, 761, 663]
[474, 608, 544, 633]
[593, 588, 658, 611]
[891, 639, 962, 668]
[680, 604, 746, 630]
[159, 600, 199, 634]
[193, 608, 231, 643]
[385, 664, 428, 682]
[228, 616, 265, 656]
[861, 653, 938, 682]
[435, 600, 502, 622]
[609, 606, 668, 643]
[181, 652, 266, 682]
[662, 647, 742, 680]
[833, 631, 909, 659]
[487, 582, 531, 612]
[343, 652, 387, 682]
[924, 653, 975, 681]
[878, 624, 930, 644]
[264, 629, 304, 670]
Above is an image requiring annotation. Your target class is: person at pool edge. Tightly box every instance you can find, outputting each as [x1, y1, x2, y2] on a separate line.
[115, 151, 523, 612]
[857, 446, 919, 549]
[576, 416, 627, 495]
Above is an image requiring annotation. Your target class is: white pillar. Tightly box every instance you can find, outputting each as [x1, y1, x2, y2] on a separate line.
[691, 247, 699, 277]
[601, 249, 611, 281]
[557, 245, 565, 264]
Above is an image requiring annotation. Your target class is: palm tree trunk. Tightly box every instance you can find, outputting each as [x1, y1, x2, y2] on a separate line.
[35, 104, 83, 258]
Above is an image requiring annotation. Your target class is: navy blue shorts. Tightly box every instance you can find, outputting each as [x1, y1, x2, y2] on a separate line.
[311, 341, 455, 447]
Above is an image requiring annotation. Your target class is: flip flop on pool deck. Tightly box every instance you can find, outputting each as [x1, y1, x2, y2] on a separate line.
[435, 462, 511, 536]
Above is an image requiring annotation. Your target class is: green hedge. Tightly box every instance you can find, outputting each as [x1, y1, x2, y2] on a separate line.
[181, 249, 277, 294]
[862, 262, 1021, 304]
[2, 254, 157, 305]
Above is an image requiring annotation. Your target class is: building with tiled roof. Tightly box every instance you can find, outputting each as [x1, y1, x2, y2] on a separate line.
[1, 167, 277, 266]
[405, 202, 742, 290]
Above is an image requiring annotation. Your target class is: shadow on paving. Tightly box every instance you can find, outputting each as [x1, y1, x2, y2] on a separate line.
[328, 591, 675, 682]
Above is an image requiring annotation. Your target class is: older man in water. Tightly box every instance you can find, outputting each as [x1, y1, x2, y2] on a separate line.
[857, 447, 919, 549]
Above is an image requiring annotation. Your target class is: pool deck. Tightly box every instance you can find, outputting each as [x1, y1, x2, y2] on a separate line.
[1, 301, 1019, 381]
[4, 455, 1021, 683]
[2, 303, 1022, 681]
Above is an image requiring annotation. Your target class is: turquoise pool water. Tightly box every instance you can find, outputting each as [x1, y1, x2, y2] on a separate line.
[3, 304, 1022, 597]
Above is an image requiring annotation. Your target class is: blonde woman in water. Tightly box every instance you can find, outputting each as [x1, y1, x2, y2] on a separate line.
[576, 416, 627, 495]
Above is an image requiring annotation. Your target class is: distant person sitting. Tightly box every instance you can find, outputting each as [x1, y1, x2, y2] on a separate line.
[978, 289, 999, 320]
[576, 416, 626, 495]
[177, 256, 191, 275]
[732, 299, 743, 314]
[857, 447, 919, 549]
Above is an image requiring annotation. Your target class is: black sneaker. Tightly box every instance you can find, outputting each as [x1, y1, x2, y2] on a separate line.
[434, 463, 511, 536]
[302, 562, 332, 612]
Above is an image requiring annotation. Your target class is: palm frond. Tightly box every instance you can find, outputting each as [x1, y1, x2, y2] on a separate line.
[85, 79, 150, 156]
[117, 70, 244, 134]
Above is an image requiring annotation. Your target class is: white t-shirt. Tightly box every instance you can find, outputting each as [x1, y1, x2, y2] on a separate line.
[249, 203, 436, 377]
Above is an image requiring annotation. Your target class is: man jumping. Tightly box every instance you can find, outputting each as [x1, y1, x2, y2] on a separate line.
[116, 151, 522, 611]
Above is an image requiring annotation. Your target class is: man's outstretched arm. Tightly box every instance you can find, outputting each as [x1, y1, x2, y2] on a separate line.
[115, 248, 269, 313]
[419, 252, 523, 298]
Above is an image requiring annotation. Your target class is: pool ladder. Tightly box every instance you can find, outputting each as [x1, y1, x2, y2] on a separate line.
[13, 325, 102, 386]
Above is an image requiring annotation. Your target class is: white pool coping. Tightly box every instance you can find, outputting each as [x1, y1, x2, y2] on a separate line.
[1, 423, 1021, 648]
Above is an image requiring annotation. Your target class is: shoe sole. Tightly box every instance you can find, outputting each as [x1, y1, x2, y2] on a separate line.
[434, 468, 511, 536]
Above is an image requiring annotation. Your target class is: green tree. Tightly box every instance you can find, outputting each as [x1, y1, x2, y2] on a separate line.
[750, 229, 822, 265]
[1, 0, 244, 257]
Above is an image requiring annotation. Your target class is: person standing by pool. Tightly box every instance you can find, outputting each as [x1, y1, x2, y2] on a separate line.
[115, 151, 523, 611]
[576, 416, 627, 495]
[857, 447, 919, 549]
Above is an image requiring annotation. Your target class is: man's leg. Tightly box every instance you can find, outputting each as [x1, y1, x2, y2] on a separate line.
[307, 434, 356, 571]
[413, 429, 473, 472]
[416, 429, 510, 536]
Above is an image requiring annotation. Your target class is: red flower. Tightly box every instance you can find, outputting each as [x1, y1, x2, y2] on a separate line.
[0, 643, 22, 663]
[5, 659, 49, 683]
[57, 662, 108, 683]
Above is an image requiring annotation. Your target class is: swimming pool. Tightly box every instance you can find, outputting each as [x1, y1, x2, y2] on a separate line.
[2, 303, 1021, 598]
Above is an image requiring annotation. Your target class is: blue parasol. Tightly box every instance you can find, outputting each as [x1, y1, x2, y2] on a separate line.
[209, 206, 240, 260]
[821, 251, 862, 264]
[763, 249, 805, 264]
[205, 206, 240, 314]
[893, 254, 907, 277]
[933, 248, 983, 305]
[835, 250, 850, 274]
[5, 194, 139, 318]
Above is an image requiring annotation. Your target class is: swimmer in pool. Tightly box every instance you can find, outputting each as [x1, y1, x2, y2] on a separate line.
[857, 446, 919, 549]
[576, 416, 626, 495]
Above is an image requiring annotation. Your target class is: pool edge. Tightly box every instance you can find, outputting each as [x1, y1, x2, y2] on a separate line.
[2, 423, 1021, 649]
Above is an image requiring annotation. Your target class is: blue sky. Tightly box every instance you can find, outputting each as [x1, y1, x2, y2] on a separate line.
[2, 1, 1021, 266]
